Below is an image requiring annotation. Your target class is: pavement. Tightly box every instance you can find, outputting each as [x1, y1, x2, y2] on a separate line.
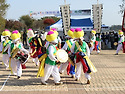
[0, 50, 125, 94]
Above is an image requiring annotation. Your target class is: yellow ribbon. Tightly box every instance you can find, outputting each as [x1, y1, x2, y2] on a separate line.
[38, 38, 42, 47]
[66, 40, 75, 66]
[37, 54, 47, 77]
[9, 58, 13, 74]
[84, 56, 97, 73]
[31, 48, 36, 56]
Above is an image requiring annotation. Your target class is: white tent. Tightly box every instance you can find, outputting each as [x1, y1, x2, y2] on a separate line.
[49, 19, 63, 31]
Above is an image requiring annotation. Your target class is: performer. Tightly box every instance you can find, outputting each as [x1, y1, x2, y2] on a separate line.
[59, 28, 75, 78]
[8, 30, 29, 79]
[90, 30, 100, 54]
[115, 30, 124, 55]
[27, 29, 40, 66]
[0, 29, 11, 69]
[45, 28, 62, 49]
[71, 28, 97, 84]
[41, 31, 63, 85]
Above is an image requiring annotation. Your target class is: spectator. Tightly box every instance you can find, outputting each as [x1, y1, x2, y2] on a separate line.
[114, 32, 118, 49]
[101, 32, 106, 49]
[23, 31, 27, 46]
[109, 32, 115, 49]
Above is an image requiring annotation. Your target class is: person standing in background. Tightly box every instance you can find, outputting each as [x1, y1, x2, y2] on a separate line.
[23, 31, 27, 46]
[109, 32, 115, 49]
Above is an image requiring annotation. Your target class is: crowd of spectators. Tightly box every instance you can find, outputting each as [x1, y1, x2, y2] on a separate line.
[101, 31, 118, 50]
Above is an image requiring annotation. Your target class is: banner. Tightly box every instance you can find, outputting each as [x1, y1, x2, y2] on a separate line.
[29, 9, 91, 17]
[71, 9, 91, 15]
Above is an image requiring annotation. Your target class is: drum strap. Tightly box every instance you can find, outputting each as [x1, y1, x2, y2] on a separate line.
[66, 40, 72, 49]
[10, 43, 21, 57]
[2, 40, 11, 53]
[75, 42, 82, 52]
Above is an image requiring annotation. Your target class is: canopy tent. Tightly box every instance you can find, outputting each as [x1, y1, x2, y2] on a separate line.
[46, 19, 63, 31]
[46, 18, 94, 32]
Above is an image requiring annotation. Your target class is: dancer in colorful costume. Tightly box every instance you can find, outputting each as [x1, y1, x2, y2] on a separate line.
[90, 30, 100, 54]
[59, 28, 75, 78]
[8, 30, 29, 79]
[45, 28, 62, 49]
[115, 30, 125, 55]
[0, 29, 11, 69]
[71, 28, 97, 84]
[27, 29, 40, 66]
[40, 31, 63, 85]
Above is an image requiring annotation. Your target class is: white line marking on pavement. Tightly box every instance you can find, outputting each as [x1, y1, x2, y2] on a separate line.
[0, 73, 11, 91]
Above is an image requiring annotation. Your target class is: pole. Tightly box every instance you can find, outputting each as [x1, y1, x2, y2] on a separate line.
[97, 0, 99, 4]
[64, 0, 66, 5]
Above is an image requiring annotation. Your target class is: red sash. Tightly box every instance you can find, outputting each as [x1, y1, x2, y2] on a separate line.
[94, 41, 98, 51]
[66, 51, 71, 75]
[76, 52, 88, 73]
[21, 64, 26, 69]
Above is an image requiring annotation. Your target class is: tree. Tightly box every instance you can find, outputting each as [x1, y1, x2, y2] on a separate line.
[12, 21, 24, 31]
[41, 16, 60, 22]
[19, 15, 33, 29]
[32, 19, 43, 30]
[110, 25, 122, 31]
[0, 16, 6, 33]
[40, 17, 60, 30]
[43, 18, 55, 25]
[5, 20, 25, 31]
[0, 0, 9, 32]
[119, 0, 125, 15]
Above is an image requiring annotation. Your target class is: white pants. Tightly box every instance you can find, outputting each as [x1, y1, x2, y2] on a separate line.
[75, 60, 91, 80]
[59, 61, 69, 73]
[2, 54, 9, 68]
[116, 44, 123, 54]
[90, 45, 100, 53]
[90, 45, 94, 53]
[11, 58, 22, 77]
[32, 57, 39, 66]
[41, 64, 60, 83]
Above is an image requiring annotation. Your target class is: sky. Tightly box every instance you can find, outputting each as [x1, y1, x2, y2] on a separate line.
[6, 0, 123, 26]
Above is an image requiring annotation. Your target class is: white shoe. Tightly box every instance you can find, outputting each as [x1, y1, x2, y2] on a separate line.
[97, 50, 100, 54]
[55, 81, 63, 85]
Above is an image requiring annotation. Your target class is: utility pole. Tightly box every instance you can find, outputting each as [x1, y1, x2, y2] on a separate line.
[97, 0, 99, 4]
[64, 0, 66, 5]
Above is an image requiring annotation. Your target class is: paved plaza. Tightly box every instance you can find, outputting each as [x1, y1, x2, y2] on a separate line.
[0, 50, 125, 94]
